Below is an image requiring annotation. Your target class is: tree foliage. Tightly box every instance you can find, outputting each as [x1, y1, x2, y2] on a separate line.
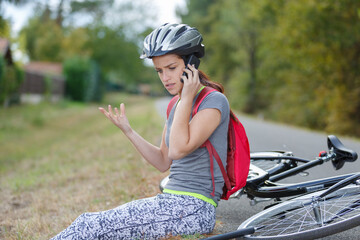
[16, 0, 161, 99]
[0, 56, 24, 106]
[181, 0, 360, 137]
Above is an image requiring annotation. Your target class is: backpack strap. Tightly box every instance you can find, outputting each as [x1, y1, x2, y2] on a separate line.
[167, 86, 215, 119]
[167, 87, 229, 197]
[166, 95, 180, 119]
[192, 86, 216, 117]
[203, 140, 232, 196]
[192, 87, 231, 197]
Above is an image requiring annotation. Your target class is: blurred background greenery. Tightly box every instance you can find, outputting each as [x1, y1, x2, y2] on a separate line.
[1, 0, 360, 138]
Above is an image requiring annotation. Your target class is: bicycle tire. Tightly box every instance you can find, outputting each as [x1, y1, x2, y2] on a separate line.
[250, 152, 285, 172]
[247, 152, 289, 183]
[250, 159, 280, 172]
[238, 184, 360, 240]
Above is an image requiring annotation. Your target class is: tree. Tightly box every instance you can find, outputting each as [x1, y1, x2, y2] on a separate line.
[180, 0, 360, 137]
[0, 0, 28, 36]
[180, 0, 275, 112]
[85, 25, 145, 86]
[0, 15, 10, 37]
[18, 0, 160, 98]
[260, 0, 360, 135]
[0, 55, 24, 107]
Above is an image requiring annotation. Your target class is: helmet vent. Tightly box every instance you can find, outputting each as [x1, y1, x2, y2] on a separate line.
[154, 30, 161, 43]
[161, 29, 171, 43]
[175, 26, 187, 38]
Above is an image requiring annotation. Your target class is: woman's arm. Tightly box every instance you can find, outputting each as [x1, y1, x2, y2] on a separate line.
[169, 64, 221, 159]
[169, 102, 221, 160]
[99, 104, 172, 172]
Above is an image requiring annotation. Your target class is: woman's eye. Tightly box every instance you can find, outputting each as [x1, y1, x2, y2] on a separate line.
[169, 67, 176, 70]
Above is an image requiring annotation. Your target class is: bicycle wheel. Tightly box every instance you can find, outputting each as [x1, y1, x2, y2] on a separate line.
[248, 152, 288, 182]
[238, 184, 360, 240]
[250, 152, 285, 171]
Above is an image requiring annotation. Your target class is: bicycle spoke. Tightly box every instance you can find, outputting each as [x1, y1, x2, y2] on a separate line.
[243, 186, 360, 238]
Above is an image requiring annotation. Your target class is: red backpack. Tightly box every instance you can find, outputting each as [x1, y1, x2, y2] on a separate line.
[166, 87, 250, 200]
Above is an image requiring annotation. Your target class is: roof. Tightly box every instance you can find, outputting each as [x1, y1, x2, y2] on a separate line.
[25, 62, 63, 77]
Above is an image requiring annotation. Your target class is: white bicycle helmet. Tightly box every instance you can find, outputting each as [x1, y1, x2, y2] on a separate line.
[140, 23, 205, 59]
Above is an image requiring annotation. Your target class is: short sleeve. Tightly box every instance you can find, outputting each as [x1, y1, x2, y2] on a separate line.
[197, 91, 230, 123]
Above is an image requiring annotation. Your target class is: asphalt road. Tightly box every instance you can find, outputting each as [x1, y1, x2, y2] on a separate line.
[155, 97, 360, 239]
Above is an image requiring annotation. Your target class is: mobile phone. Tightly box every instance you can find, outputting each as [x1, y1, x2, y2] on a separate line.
[181, 54, 200, 83]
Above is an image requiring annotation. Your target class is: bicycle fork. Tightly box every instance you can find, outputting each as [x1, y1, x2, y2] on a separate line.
[311, 173, 360, 226]
[311, 197, 323, 225]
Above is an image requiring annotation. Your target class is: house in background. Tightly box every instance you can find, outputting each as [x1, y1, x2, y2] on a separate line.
[1, 38, 65, 105]
[19, 61, 65, 104]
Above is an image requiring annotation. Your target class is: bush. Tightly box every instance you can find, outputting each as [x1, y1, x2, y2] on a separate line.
[63, 56, 103, 102]
[0, 56, 24, 107]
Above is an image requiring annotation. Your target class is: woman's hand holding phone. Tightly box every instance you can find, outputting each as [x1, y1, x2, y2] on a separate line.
[181, 54, 200, 83]
[181, 64, 201, 101]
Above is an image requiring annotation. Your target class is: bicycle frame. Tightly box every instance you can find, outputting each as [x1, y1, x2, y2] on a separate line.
[246, 172, 357, 199]
[244, 136, 358, 201]
[204, 136, 359, 240]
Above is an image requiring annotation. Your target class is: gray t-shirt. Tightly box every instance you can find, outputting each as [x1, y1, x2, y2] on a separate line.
[165, 90, 230, 205]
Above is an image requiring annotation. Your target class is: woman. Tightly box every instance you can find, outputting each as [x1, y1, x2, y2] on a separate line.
[51, 23, 230, 240]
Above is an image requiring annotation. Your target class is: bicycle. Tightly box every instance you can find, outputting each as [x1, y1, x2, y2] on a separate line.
[159, 135, 359, 239]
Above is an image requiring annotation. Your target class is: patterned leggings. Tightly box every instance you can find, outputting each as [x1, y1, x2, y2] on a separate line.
[50, 193, 216, 240]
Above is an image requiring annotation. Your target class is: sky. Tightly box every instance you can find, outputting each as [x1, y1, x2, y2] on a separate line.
[3, 0, 187, 35]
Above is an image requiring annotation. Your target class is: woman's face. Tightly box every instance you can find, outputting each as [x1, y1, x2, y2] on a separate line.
[152, 54, 185, 95]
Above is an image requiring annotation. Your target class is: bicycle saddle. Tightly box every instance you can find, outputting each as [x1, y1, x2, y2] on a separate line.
[327, 135, 358, 170]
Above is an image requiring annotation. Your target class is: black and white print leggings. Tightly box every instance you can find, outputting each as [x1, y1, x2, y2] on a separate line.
[50, 193, 216, 240]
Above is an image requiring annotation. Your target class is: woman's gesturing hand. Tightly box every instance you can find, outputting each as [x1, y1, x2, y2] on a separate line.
[99, 103, 132, 135]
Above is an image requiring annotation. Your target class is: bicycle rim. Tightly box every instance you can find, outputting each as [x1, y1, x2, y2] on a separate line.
[238, 185, 360, 240]
[251, 159, 280, 171]
[250, 152, 284, 172]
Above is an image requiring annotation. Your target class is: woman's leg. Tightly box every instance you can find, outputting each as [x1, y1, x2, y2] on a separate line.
[51, 193, 216, 240]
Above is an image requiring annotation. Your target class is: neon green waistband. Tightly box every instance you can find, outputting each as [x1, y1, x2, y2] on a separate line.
[163, 188, 217, 207]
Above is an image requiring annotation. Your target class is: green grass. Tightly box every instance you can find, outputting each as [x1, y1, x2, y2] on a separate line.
[0, 93, 222, 239]
[0, 93, 169, 239]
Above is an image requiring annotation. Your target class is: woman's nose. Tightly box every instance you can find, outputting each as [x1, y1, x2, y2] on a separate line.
[161, 71, 170, 82]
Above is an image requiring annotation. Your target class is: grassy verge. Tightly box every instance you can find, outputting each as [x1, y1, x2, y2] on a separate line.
[0, 93, 169, 239]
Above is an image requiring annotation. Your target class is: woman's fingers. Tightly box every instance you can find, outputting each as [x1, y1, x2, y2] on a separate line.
[182, 66, 198, 83]
[99, 104, 131, 134]
[99, 107, 110, 118]
[99, 104, 125, 122]
[108, 104, 114, 116]
[114, 107, 120, 117]
[183, 67, 193, 77]
[120, 103, 126, 117]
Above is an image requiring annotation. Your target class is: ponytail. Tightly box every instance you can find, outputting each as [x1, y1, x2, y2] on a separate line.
[199, 70, 238, 122]
[199, 70, 224, 93]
